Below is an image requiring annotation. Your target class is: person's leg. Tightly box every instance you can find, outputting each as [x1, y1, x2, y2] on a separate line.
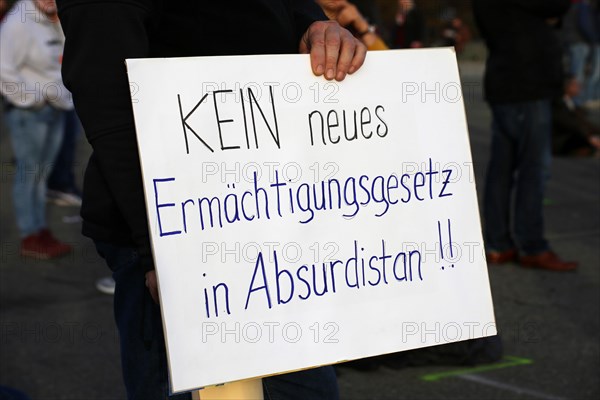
[483, 104, 518, 253]
[583, 44, 600, 104]
[94, 241, 191, 400]
[48, 109, 80, 193]
[33, 106, 65, 232]
[263, 366, 339, 400]
[6, 107, 51, 237]
[95, 239, 338, 399]
[569, 43, 590, 106]
[513, 100, 551, 255]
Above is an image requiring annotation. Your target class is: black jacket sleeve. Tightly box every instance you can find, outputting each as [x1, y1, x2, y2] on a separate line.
[291, 0, 328, 45]
[59, 0, 157, 271]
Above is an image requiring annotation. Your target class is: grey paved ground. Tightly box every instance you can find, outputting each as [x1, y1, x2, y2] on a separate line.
[1, 61, 599, 400]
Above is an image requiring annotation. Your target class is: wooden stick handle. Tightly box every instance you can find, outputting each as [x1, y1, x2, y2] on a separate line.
[194, 378, 263, 400]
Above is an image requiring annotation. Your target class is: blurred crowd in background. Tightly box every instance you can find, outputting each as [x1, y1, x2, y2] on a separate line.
[2, 0, 597, 154]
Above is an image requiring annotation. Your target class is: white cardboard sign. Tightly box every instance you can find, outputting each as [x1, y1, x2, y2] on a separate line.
[126, 48, 496, 393]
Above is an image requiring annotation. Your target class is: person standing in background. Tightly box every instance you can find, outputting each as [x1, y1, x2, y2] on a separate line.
[391, 0, 425, 49]
[562, 0, 600, 107]
[440, 17, 472, 54]
[474, 0, 578, 271]
[587, 0, 600, 108]
[552, 75, 600, 156]
[0, 0, 73, 259]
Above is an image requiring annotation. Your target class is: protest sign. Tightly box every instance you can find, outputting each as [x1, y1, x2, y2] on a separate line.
[126, 48, 496, 393]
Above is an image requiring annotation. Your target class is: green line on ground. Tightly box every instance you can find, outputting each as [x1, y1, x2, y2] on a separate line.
[420, 356, 533, 382]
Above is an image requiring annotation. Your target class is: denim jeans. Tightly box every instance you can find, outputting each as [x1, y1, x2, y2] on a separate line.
[94, 241, 339, 400]
[6, 105, 65, 237]
[48, 109, 81, 193]
[568, 43, 590, 105]
[483, 100, 551, 255]
[583, 44, 600, 103]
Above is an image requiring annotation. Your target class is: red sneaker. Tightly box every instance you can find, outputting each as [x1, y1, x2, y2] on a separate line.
[20, 230, 72, 259]
[38, 229, 72, 258]
[20, 234, 50, 259]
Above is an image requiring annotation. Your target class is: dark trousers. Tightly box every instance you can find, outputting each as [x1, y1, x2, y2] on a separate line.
[483, 100, 552, 255]
[48, 109, 81, 193]
[94, 241, 339, 400]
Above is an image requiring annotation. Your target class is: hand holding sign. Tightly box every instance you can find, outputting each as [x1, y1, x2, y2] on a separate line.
[299, 21, 367, 81]
[145, 270, 159, 304]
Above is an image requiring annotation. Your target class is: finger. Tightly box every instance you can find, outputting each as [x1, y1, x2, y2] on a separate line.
[150, 287, 159, 304]
[324, 25, 342, 80]
[145, 271, 159, 304]
[307, 26, 326, 76]
[335, 32, 356, 81]
[348, 40, 367, 75]
[299, 29, 310, 54]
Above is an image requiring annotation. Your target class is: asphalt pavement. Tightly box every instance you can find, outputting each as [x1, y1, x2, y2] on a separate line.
[0, 61, 599, 400]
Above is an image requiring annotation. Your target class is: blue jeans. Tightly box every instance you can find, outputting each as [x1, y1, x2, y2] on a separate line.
[94, 241, 339, 400]
[568, 43, 590, 105]
[6, 105, 65, 237]
[583, 44, 600, 103]
[483, 100, 551, 255]
[48, 109, 81, 193]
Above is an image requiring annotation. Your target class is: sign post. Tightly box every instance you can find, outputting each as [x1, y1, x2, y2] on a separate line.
[194, 379, 263, 400]
[126, 48, 496, 395]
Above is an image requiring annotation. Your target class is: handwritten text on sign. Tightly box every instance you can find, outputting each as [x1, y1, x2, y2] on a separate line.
[126, 49, 496, 393]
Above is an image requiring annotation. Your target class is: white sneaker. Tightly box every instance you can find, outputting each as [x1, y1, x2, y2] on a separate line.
[96, 276, 115, 295]
[47, 190, 82, 207]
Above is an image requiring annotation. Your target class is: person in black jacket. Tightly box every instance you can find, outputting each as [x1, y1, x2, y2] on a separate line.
[473, 0, 578, 271]
[56, 1, 366, 399]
